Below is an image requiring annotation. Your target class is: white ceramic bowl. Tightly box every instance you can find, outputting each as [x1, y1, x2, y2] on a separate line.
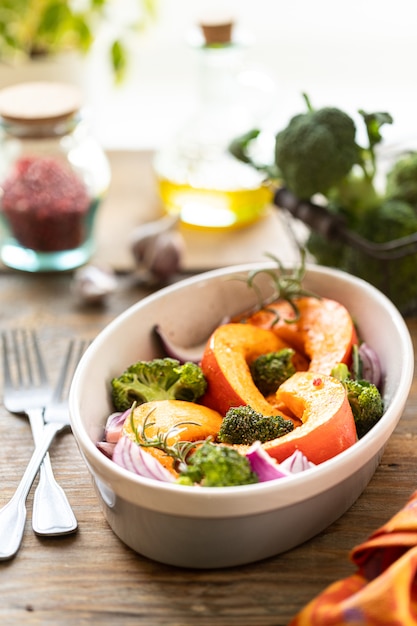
[69, 263, 414, 569]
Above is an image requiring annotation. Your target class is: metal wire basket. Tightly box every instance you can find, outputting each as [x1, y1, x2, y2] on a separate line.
[274, 187, 417, 315]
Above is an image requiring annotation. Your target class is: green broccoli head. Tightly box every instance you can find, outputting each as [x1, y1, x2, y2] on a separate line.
[218, 405, 294, 446]
[331, 363, 384, 438]
[250, 348, 296, 396]
[386, 151, 417, 207]
[177, 441, 259, 487]
[274, 105, 358, 199]
[111, 357, 207, 411]
[345, 379, 384, 438]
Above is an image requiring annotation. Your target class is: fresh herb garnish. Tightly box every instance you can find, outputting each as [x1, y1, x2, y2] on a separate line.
[128, 403, 205, 469]
[238, 249, 320, 325]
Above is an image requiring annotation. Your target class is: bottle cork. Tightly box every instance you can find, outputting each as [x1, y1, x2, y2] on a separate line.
[200, 20, 234, 45]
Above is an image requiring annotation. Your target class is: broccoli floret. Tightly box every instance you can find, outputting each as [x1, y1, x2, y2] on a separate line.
[274, 96, 358, 199]
[343, 198, 417, 312]
[331, 363, 384, 439]
[218, 405, 294, 446]
[386, 151, 417, 207]
[111, 357, 207, 411]
[177, 441, 258, 487]
[309, 190, 417, 313]
[327, 172, 382, 220]
[346, 379, 384, 438]
[250, 348, 296, 396]
[358, 198, 417, 243]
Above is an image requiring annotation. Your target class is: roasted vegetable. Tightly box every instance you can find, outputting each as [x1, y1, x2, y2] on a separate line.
[263, 372, 357, 464]
[241, 295, 358, 376]
[331, 363, 384, 438]
[200, 322, 293, 417]
[218, 404, 294, 445]
[111, 357, 207, 412]
[177, 441, 259, 487]
[250, 348, 296, 396]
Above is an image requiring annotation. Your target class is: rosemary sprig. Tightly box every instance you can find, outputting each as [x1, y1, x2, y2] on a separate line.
[129, 404, 205, 467]
[237, 249, 320, 325]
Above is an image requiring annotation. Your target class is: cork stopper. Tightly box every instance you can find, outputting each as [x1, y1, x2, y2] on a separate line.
[200, 20, 234, 45]
[0, 81, 82, 125]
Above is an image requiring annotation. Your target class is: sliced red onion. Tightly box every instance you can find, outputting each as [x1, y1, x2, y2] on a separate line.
[246, 442, 290, 481]
[96, 441, 116, 459]
[104, 410, 130, 443]
[153, 325, 206, 364]
[358, 343, 382, 388]
[246, 442, 315, 482]
[279, 449, 316, 473]
[112, 436, 175, 482]
[153, 318, 230, 364]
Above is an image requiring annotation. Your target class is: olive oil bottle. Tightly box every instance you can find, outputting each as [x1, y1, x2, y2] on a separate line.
[154, 19, 275, 230]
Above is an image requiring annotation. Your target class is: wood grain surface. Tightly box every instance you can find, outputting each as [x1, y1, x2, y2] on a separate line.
[0, 152, 416, 626]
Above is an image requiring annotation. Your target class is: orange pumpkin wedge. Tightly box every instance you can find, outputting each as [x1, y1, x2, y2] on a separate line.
[123, 399, 223, 475]
[262, 371, 357, 464]
[239, 296, 358, 375]
[124, 399, 223, 442]
[200, 323, 306, 418]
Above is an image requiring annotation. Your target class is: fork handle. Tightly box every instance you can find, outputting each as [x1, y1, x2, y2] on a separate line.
[0, 421, 65, 561]
[27, 408, 78, 536]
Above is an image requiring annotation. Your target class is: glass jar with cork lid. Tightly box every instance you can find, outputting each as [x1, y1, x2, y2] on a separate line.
[0, 81, 111, 272]
[153, 19, 276, 230]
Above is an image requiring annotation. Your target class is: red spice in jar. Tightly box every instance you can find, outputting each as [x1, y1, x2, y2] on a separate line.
[1, 155, 91, 252]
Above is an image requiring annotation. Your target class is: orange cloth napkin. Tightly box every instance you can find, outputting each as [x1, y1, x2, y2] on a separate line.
[289, 490, 417, 625]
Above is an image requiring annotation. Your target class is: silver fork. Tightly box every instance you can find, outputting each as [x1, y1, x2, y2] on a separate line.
[0, 338, 87, 561]
[2, 329, 77, 536]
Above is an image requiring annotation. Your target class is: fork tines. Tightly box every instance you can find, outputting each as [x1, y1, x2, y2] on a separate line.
[2, 328, 48, 391]
[52, 339, 89, 403]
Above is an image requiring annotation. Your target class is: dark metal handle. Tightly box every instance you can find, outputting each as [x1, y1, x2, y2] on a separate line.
[274, 187, 417, 261]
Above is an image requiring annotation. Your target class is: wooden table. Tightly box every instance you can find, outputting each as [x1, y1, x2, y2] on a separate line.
[1, 151, 417, 626]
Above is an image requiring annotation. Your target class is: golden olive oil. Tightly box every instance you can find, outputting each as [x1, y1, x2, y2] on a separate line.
[155, 151, 273, 230]
[157, 178, 272, 230]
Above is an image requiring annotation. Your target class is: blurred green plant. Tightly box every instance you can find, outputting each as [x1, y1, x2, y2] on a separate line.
[0, 0, 158, 82]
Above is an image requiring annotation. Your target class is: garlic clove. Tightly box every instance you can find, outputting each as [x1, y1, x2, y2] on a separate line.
[130, 215, 185, 282]
[130, 215, 180, 265]
[144, 230, 185, 279]
[72, 264, 117, 304]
